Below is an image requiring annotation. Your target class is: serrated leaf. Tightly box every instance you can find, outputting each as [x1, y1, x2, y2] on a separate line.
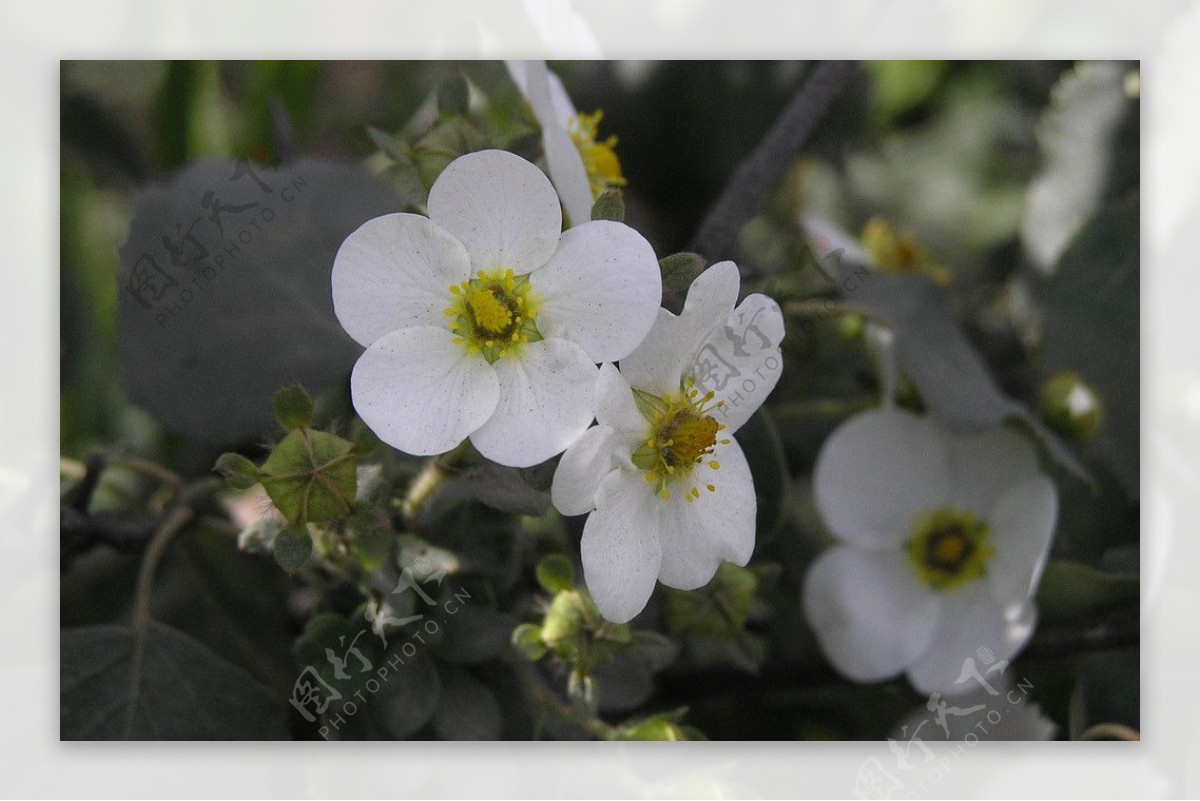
[260, 428, 357, 524]
[117, 158, 400, 445]
[61, 622, 285, 740]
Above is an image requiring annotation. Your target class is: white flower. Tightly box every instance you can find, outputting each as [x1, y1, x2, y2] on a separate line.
[506, 60, 626, 227]
[551, 262, 785, 623]
[802, 408, 1058, 695]
[332, 149, 661, 468]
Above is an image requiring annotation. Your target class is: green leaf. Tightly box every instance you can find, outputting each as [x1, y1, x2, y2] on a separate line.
[664, 562, 758, 639]
[1042, 196, 1139, 497]
[117, 158, 400, 445]
[213, 452, 260, 489]
[370, 645, 440, 739]
[272, 524, 313, 573]
[536, 554, 575, 594]
[1075, 647, 1139, 735]
[366, 125, 408, 162]
[272, 383, 314, 430]
[1034, 559, 1140, 624]
[432, 665, 503, 740]
[590, 189, 625, 222]
[259, 428, 357, 524]
[61, 622, 286, 740]
[658, 252, 707, 294]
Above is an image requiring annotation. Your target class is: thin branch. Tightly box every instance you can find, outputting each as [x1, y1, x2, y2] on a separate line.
[689, 60, 857, 266]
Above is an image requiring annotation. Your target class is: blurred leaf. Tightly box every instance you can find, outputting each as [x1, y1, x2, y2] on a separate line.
[1042, 196, 1139, 497]
[1074, 647, 1139, 735]
[866, 60, 947, 125]
[272, 525, 313, 573]
[273, 384, 314, 430]
[536, 554, 575, 594]
[214, 452, 260, 489]
[1022, 61, 1133, 271]
[370, 645, 440, 739]
[437, 72, 471, 118]
[155, 61, 233, 170]
[433, 665, 503, 740]
[511, 623, 548, 661]
[434, 606, 517, 666]
[61, 622, 285, 740]
[801, 215, 1090, 483]
[735, 409, 789, 542]
[117, 158, 400, 445]
[1034, 559, 1139, 624]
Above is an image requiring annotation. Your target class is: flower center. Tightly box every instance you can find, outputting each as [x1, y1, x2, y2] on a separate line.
[445, 268, 542, 364]
[905, 507, 994, 591]
[629, 379, 730, 503]
[568, 111, 627, 199]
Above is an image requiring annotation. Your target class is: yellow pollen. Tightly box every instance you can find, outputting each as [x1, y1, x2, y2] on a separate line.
[706, 484, 715, 492]
[568, 110, 627, 199]
[468, 290, 513, 335]
[709, 461, 720, 470]
[661, 489, 670, 501]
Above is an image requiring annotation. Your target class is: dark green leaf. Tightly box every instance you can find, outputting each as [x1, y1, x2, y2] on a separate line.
[273, 525, 313, 573]
[61, 622, 285, 740]
[735, 409, 789, 542]
[1034, 559, 1139, 624]
[432, 665, 503, 740]
[437, 72, 471, 118]
[117, 158, 401, 445]
[434, 606, 516, 666]
[370, 645, 440, 739]
[1042, 196, 1139, 497]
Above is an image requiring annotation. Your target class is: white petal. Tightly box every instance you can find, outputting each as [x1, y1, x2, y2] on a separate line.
[803, 547, 942, 683]
[596, 363, 645, 437]
[520, 61, 594, 227]
[332, 213, 470, 347]
[534, 221, 662, 362]
[551, 424, 618, 516]
[581, 469, 663, 623]
[799, 212, 873, 269]
[947, 425, 1042, 515]
[656, 438, 755, 589]
[813, 409, 951, 549]
[427, 149, 562, 275]
[693, 292, 786, 435]
[505, 60, 575, 127]
[351, 326, 499, 456]
[905, 583, 1036, 696]
[619, 261, 741, 397]
[986, 475, 1058, 607]
[470, 338, 598, 468]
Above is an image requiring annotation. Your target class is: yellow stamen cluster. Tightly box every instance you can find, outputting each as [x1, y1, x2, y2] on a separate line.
[904, 507, 994, 591]
[631, 379, 731, 503]
[445, 268, 541, 363]
[568, 111, 627, 199]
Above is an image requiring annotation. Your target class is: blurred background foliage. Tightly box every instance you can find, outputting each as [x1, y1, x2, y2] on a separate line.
[60, 60, 1139, 741]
